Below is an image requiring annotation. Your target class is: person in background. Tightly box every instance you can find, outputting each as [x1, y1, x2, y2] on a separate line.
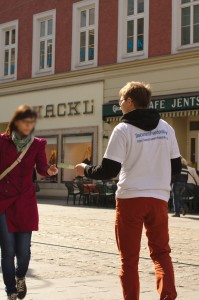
[187, 162, 199, 211]
[187, 162, 199, 188]
[75, 81, 181, 300]
[0, 105, 58, 300]
[172, 157, 189, 217]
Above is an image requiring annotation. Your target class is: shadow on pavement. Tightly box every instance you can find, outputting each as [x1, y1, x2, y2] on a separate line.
[37, 198, 115, 210]
[185, 216, 199, 220]
[37, 198, 67, 206]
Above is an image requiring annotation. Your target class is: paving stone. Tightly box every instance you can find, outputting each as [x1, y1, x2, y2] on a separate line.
[0, 201, 199, 299]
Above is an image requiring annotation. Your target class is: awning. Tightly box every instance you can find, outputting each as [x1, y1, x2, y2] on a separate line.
[103, 92, 199, 122]
[104, 110, 199, 123]
[160, 110, 199, 118]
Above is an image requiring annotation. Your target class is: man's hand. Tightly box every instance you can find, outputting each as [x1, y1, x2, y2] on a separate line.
[47, 164, 58, 176]
[75, 163, 87, 177]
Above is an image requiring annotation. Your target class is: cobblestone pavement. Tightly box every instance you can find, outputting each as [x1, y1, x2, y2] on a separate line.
[0, 200, 199, 299]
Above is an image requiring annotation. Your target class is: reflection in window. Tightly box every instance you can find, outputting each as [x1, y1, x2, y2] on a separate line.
[62, 135, 92, 181]
[3, 28, 16, 77]
[181, 7, 191, 45]
[37, 136, 58, 183]
[137, 18, 144, 51]
[80, 31, 86, 62]
[194, 4, 199, 43]
[126, 0, 145, 54]
[137, 0, 144, 13]
[128, 0, 134, 15]
[127, 20, 134, 52]
[181, 0, 199, 46]
[79, 7, 95, 63]
[39, 18, 54, 70]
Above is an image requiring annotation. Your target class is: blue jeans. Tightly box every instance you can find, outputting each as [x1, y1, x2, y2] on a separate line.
[172, 182, 186, 215]
[0, 213, 32, 295]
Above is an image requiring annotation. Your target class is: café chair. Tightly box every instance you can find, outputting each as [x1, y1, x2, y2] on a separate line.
[76, 182, 90, 205]
[65, 182, 80, 205]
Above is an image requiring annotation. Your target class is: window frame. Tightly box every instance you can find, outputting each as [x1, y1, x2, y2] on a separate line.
[117, 0, 149, 63]
[71, 0, 99, 71]
[37, 134, 58, 183]
[0, 20, 18, 82]
[172, 0, 199, 53]
[32, 9, 56, 78]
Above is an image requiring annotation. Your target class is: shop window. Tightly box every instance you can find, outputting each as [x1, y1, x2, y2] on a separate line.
[190, 121, 199, 130]
[117, 0, 149, 63]
[61, 134, 93, 181]
[172, 0, 199, 53]
[0, 20, 18, 82]
[37, 136, 58, 183]
[71, 0, 99, 70]
[32, 10, 56, 77]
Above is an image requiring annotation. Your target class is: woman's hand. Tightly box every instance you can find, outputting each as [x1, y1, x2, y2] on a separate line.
[47, 164, 58, 176]
[75, 163, 87, 177]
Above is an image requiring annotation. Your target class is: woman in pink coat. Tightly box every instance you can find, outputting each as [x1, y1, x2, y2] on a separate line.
[0, 105, 58, 300]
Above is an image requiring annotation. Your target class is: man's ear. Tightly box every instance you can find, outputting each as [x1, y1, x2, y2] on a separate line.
[127, 97, 135, 108]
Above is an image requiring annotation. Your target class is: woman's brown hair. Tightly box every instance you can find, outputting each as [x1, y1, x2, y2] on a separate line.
[6, 105, 37, 135]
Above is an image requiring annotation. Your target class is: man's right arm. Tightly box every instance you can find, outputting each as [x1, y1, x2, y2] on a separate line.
[170, 126, 182, 176]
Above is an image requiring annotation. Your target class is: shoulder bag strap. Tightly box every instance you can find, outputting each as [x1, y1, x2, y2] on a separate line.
[187, 171, 198, 186]
[0, 140, 33, 181]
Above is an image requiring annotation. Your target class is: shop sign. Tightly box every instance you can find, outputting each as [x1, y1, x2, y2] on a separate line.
[149, 95, 199, 112]
[33, 100, 94, 119]
[103, 94, 199, 118]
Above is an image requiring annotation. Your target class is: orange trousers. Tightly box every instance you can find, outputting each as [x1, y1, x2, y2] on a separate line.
[115, 197, 177, 300]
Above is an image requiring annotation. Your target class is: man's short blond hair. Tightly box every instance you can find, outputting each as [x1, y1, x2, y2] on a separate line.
[119, 81, 152, 108]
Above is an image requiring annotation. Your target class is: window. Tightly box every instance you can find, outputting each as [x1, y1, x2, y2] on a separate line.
[61, 134, 93, 181]
[71, 0, 99, 70]
[0, 20, 18, 82]
[190, 121, 199, 130]
[118, 0, 149, 63]
[32, 10, 56, 77]
[37, 136, 58, 183]
[172, 0, 199, 53]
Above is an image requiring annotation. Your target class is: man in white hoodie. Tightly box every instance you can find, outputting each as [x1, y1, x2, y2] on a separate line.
[76, 81, 181, 300]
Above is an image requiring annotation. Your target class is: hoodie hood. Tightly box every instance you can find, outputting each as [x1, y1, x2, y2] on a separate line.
[121, 109, 160, 131]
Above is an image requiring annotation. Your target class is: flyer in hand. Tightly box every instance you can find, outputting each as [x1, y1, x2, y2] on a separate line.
[57, 162, 75, 169]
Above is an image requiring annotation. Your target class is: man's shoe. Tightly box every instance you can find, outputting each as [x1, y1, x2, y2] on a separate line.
[16, 278, 27, 299]
[7, 294, 18, 300]
[172, 213, 180, 217]
[182, 207, 188, 216]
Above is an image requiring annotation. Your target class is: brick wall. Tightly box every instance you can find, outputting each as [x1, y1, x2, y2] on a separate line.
[0, 0, 173, 80]
[149, 0, 172, 57]
[98, 0, 118, 66]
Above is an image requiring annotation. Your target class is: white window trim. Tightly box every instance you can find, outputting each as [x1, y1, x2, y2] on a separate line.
[117, 0, 149, 63]
[0, 20, 18, 83]
[71, 0, 99, 71]
[32, 9, 56, 78]
[172, 0, 199, 54]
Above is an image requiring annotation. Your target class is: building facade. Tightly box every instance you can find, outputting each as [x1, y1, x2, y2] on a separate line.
[0, 0, 198, 196]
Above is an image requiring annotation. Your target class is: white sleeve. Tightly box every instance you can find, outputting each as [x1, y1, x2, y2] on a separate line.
[104, 125, 126, 164]
[169, 127, 181, 159]
[193, 169, 199, 185]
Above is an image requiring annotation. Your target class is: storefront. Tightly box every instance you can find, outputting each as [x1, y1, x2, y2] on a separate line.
[0, 81, 104, 197]
[103, 93, 199, 170]
[0, 50, 199, 196]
